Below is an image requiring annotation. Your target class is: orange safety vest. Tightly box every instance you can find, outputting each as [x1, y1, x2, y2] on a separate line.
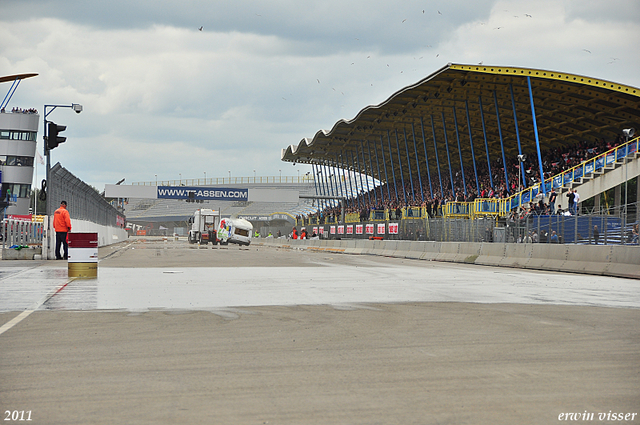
[53, 207, 72, 232]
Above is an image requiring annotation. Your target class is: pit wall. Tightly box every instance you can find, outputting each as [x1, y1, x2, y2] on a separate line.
[255, 238, 640, 280]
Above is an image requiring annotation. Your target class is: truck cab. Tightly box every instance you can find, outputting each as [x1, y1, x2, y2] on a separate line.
[188, 209, 221, 244]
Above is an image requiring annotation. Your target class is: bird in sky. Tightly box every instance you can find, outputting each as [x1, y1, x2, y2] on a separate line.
[583, 49, 591, 53]
[525, 14, 532, 17]
[198, 26, 203, 31]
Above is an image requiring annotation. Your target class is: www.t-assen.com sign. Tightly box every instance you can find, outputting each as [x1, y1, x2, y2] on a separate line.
[157, 186, 248, 201]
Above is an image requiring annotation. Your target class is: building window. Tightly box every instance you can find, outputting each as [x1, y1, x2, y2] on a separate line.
[1, 183, 32, 199]
[0, 130, 37, 141]
[0, 156, 34, 166]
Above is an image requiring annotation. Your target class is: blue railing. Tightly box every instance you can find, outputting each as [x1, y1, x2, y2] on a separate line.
[505, 136, 639, 211]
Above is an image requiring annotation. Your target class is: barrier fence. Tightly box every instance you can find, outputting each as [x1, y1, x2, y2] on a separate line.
[283, 212, 638, 245]
[2, 218, 44, 248]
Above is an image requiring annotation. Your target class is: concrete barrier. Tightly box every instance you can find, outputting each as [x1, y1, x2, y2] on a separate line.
[498, 243, 532, 268]
[405, 241, 425, 259]
[262, 238, 639, 279]
[381, 241, 398, 257]
[393, 241, 412, 258]
[421, 242, 441, 260]
[475, 243, 507, 267]
[607, 245, 640, 279]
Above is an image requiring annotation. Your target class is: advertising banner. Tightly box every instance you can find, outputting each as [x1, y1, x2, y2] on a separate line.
[157, 186, 248, 201]
[389, 223, 399, 234]
[330, 226, 336, 235]
[377, 223, 386, 235]
[356, 224, 363, 235]
[366, 224, 374, 234]
[346, 225, 353, 235]
[338, 225, 344, 235]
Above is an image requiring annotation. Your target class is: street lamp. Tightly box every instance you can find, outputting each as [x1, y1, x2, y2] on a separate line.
[204, 171, 206, 184]
[155, 174, 158, 186]
[279, 169, 282, 182]
[228, 170, 231, 182]
[43, 102, 82, 260]
[43, 103, 82, 218]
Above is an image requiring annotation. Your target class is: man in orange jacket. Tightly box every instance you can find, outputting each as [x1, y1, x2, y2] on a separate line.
[53, 200, 72, 260]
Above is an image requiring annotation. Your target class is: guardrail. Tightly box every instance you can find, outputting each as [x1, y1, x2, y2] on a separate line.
[504, 135, 639, 212]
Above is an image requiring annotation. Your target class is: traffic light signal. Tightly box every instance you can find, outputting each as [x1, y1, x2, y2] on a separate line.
[46, 121, 66, 150]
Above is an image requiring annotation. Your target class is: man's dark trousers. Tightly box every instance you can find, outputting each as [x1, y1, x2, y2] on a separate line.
[55, 232, 68, 260]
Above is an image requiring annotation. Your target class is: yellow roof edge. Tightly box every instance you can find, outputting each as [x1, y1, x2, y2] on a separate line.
[449, 64, 640, 97]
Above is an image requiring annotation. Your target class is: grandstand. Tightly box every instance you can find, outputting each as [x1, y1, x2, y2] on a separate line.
[283, 64, 639, 217]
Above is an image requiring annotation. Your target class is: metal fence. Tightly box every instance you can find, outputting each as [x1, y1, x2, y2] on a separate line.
[2, 218, 44, 248]
[49, 163, 124, 227]
[256, 211, 638, 245]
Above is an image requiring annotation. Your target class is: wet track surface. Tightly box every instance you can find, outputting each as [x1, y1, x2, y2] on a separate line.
[1, 238, 639, 313]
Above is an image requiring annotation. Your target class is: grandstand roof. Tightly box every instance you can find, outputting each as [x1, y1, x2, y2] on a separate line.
[281, 63, 640, 175]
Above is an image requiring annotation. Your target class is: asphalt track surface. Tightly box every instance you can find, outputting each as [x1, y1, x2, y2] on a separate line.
[0, 237, 639, 424]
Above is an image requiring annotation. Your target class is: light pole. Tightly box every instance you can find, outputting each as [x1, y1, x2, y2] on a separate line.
[155, 174, 157, 186]
[253, 169, 256, 182]
[228, 170, 231, 183]
[279, 169, 282, 183]
[204, 171, 206, 184]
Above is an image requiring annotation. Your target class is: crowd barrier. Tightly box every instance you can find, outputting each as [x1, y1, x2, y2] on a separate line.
[257, 238, 639, 279]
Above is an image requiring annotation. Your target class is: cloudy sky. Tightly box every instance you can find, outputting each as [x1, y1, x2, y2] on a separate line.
[1, 0, 639, 190]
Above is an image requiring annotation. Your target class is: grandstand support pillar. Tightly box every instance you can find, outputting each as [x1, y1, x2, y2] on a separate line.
[372, 139, 385, 204]
[334, 153, 346, 205]
[593, 192, 601, 214]
[441, 112, 455, 195]
[465, 100, 480, 195]
[509, 83, 526, 188]
[323, 162, 335, 206]
[364, 141, 377, 206]
[344, 153, 355, 208]
[320, 162, 330, 210]
[527, 76, 546, 195]
[402, 128, 415, 202]
[452, 106, 467, 197]
[380, 135, 393, 202]
[493, 91, 510, 192]
[419, 117, 434, 197]
[312, 163, 322, 210]
[430, 115, 445, 197]
[394, 129, 407, 204]
[478, 96, 494, 189]
[614, 184, 622, 217]
[348, 151, 361, 209]
[355, 145, 369, 206]
[411, 123, 425, 203]
[387, 131, 399, 202]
